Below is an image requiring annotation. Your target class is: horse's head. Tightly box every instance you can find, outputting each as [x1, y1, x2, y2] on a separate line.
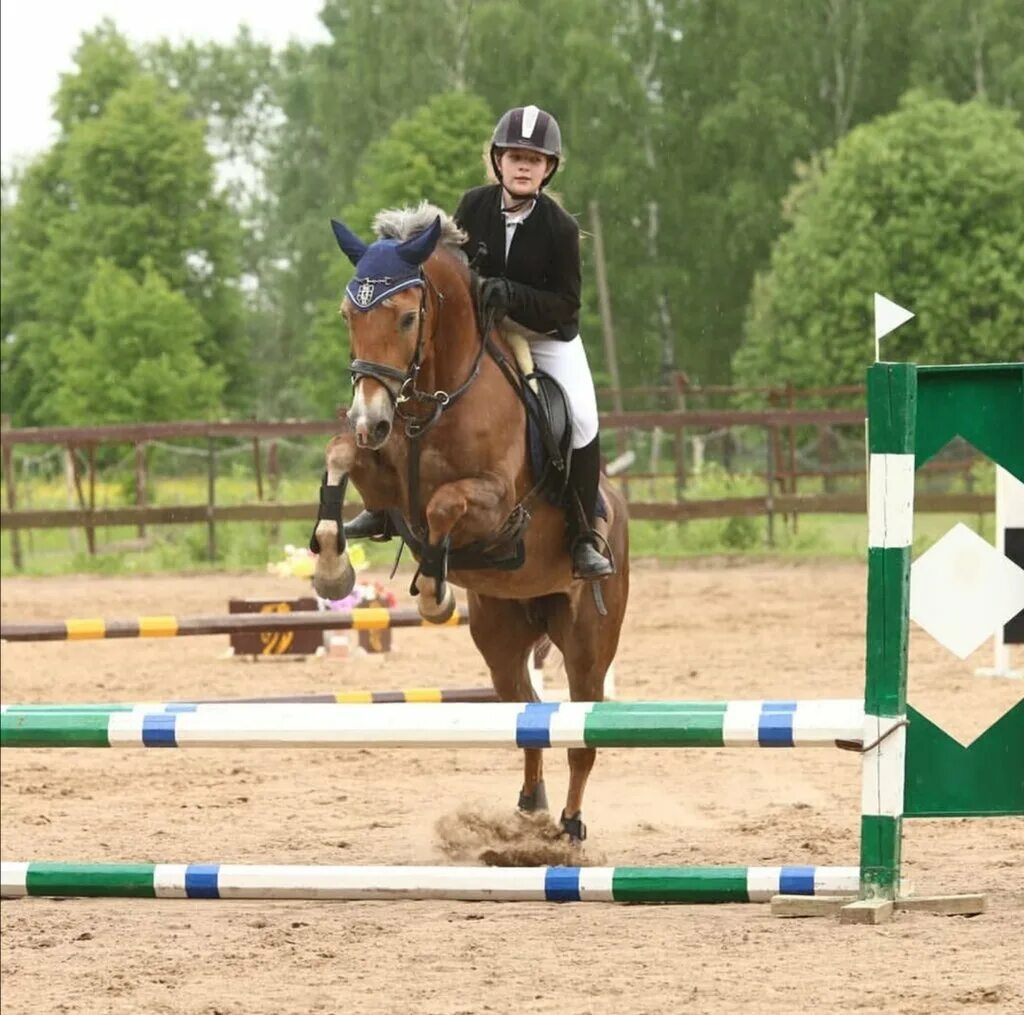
[331, 209, 452, 450]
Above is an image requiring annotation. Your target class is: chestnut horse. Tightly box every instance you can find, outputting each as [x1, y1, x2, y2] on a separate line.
[310, 204, 629, 842]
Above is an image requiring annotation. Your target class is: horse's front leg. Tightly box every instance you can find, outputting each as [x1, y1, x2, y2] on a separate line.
[311, 434, 357, 601]
[417, 477, 510, 604]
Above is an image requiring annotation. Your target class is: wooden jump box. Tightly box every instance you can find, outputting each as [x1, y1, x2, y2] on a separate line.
[228, 598, 324, 658]
[227, 598, 391, 658]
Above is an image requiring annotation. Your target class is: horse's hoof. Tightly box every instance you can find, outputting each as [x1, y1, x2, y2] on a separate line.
[517, 780, 549, 813]
[312, 558, 356, 601]
[559, 809, 587, 844]
[418, 582, 456, 624]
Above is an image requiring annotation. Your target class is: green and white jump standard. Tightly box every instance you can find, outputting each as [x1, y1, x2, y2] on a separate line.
[845, 361, 1024, 923]
[0, 862, 860, 904]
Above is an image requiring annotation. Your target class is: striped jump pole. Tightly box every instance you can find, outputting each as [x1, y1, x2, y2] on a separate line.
[0, 699, 867, 749]
[0, 687, 500, 711]
[0, 862, 860, 904]
[0, 607, 468, 642]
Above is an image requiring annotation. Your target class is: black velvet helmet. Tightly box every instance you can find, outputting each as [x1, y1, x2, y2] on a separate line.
[490, 105, 562, 188]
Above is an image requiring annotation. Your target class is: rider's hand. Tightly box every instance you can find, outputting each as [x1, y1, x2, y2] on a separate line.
[479, 277, 512, 322]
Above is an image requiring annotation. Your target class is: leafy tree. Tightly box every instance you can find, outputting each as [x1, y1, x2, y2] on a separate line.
[1, 26, 246, 424]
[909, 0, 1023, 108]
[733, 93, 1024, 389]
[342, 92, 495, 235]
[52, 20, 140, 131]
[654, 0, 919, 382]
[51, 260, 224, 424]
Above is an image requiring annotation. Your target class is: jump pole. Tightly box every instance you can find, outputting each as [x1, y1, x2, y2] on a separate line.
[0, 862, 859, 904]
[0, 607, 467, 642]
[0, 699, 864, 749]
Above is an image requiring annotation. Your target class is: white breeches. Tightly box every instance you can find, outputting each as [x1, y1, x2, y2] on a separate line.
[521, 335, 600, 448]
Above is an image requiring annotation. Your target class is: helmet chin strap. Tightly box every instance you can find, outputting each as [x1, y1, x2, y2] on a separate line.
[500, 181, 537, 215]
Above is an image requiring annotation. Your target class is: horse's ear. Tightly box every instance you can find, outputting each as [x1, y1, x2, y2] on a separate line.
[330, 219, 368, 265]
[396, 215, 442, 266]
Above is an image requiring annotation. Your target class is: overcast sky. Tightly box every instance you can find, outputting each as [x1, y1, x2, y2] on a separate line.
[0, 0, 329, 171]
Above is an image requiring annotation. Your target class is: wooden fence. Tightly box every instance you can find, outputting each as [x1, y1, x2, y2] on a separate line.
[0, 406, 986, 567]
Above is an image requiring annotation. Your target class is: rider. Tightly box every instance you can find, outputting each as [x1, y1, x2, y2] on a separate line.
[344, 104, 614, 581]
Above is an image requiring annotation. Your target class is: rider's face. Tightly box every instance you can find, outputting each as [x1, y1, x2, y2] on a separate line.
[498, 148, 551, 199]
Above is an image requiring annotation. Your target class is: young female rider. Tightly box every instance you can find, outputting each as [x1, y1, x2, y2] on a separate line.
[345, 104, 614, 580]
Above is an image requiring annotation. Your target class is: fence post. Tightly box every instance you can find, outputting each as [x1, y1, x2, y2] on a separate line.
[1, 416, 23, 570]
[786, 381, 798, 534]
[68, 445, 96, 556]
[253, 437, 264, 501]
[87, 444, 97, 555]
[63, 447, 81, 554]
[207, 438, 217, 562]
[135, 442, 147, 538]
[673, 372, 688, 501]
[268, 440, 280, 545]
[820, 424, 837, 494]
[649, 426, 663, 501]
[765, 425, 776, 548]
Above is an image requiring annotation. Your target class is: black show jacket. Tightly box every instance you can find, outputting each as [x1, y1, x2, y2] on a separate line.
[453, 185, 581, 341]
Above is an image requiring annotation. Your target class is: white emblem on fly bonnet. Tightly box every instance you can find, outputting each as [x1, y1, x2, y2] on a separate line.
[355, 281, 375, 307]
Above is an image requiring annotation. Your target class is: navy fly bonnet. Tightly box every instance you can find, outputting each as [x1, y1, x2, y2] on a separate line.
[331, 216, 443, 311]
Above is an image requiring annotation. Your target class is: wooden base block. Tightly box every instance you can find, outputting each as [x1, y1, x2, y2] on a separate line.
[895, 894, 987, 917]
[838, 899, 894, 925]
[771, 895, 850, 918]
[773, 892, 988, 923]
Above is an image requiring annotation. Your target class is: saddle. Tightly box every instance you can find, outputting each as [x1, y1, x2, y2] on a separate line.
[503, 325, 605, 520]
[502, 326, 572, 505]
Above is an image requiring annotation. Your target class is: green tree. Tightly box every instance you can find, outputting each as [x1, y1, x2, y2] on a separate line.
[909, 0, 1023, 108]
[653, 0, 919, 383]
[342, 91, 495, 235]
[51, 261, 224, 424]
[733, 94, 1024, 389]
[1, 26, 246, 424]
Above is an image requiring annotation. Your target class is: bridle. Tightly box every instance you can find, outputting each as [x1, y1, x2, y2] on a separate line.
[348, 267, 488, 439]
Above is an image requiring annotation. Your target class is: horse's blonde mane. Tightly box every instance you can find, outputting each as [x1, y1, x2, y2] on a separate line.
[373, 201, 467, 256]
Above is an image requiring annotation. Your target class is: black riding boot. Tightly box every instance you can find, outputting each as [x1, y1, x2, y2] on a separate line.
[567, 436, 615, 580]
[344, 509, 392, 541]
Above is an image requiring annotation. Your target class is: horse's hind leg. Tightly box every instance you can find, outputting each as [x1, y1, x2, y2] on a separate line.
[546, 559, 629, 843]
[467, 592, 548, 812]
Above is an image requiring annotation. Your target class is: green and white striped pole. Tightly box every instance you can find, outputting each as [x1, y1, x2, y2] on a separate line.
[0, 862, 861, 904]
[860, 362, 916, 901]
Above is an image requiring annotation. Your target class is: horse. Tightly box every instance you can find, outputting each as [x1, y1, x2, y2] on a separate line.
[310, 203, 630, 842]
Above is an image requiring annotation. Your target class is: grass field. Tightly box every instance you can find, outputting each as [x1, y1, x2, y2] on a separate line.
[1, 457, 995, 577]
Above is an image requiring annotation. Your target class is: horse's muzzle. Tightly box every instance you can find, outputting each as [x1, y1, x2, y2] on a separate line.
[353, 416, 392, 450]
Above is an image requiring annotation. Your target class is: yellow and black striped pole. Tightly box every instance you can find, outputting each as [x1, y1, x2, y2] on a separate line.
[0, 608, 467, 643]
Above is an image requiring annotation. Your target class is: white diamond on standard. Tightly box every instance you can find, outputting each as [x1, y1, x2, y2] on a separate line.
[910, 523, 1024, 659]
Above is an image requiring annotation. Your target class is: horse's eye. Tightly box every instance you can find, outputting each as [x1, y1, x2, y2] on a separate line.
[400, 311, 418, 331]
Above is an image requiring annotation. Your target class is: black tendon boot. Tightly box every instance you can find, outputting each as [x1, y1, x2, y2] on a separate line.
[567, 436, 614, 580]
[343, 509, 392, 541]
